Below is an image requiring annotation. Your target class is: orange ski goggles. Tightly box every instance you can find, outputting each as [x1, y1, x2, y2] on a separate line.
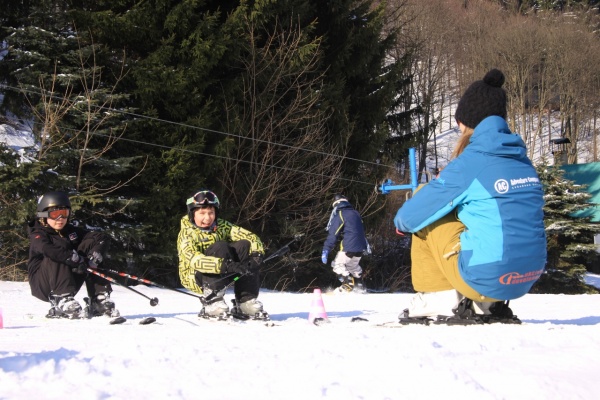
[47, 208, 70, 220]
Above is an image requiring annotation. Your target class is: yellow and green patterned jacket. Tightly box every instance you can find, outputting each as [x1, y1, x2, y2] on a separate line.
[176, 215, 264, 294]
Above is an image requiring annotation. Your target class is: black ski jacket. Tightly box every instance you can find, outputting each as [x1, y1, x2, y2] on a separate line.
[28, 219, 108, 280]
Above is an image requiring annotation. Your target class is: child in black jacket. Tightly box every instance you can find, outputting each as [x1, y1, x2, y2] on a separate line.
[28, 191, 117, 319]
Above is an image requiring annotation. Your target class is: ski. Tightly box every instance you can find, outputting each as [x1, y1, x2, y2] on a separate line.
[24, 313, 123, 324]
[372, 315, 522, 327]
[349, 316, 409, 328]
[230, 317, 279, 327]
[197, 311, 278, 327]
[382, 299, 523, 326]
[139, 316, 157, 325]
[371, 315, 522, 327]
[109, 316, 157, 325]
[376, 321, 406, 328]
[334, 313, 522, 327]
[431, 299, 522, 325]
[105, 316, 160, 325]
[24, 313, 158, 325]
[197, 316, 279, 327]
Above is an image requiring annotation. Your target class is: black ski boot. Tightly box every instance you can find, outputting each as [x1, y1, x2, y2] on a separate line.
[482, 301, 522, 324]
[434, 298, 484, 325]
[47, 294, 83, 319]
[90, 292, 120, 318]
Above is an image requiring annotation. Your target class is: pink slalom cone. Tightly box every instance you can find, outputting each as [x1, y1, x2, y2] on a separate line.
[308, 288, 329, 324]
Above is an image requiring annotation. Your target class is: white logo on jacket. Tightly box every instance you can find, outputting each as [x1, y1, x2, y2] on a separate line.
[494, 179, 509, 193]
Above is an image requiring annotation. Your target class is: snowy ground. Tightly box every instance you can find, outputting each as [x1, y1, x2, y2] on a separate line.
[1, 276, 600, 400]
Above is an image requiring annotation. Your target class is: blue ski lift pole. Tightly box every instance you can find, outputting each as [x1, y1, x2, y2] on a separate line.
[378, 147, 418, 194]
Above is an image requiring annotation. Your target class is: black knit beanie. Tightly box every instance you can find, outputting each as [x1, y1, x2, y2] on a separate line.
[454, 69, 507, 129]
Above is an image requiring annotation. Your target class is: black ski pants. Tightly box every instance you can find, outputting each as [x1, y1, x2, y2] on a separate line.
[195, 240, 260, 303]
[29, 237, 111, 302]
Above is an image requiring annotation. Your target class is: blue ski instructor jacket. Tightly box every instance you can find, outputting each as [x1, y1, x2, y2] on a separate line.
[394, 116, 546, 300]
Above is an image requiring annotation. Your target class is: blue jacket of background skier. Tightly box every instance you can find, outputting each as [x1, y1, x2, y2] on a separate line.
[323, 201, 368, 254]
[394, 116, 547, 300]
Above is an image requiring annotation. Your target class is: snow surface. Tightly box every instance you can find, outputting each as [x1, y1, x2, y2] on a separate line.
[0, 124, 35, 150]
[1, 277, 600, 400]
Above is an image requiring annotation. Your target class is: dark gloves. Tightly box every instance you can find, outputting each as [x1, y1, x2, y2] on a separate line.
[68, 250, 103, 274]
[221, 253, 264, 275]
[221, 259, 248, 275]
[248, 252, 264, 273]
[70, 250, 88, 275]
[88, 251, 103, 268]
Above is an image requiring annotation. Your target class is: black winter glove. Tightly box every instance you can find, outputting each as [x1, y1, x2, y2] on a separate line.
[69, 251, 88, 275]
[88, 251, 103, 268]
[248, 252, 264, 273]
[221, 259, 248, 275]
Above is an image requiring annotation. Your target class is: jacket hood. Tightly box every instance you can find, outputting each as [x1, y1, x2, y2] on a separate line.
[468, 116, 527, 160]
[335, 201, 353, 210]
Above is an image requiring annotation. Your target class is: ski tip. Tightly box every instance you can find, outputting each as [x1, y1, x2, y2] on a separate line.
[139, 317, 156, 325]
[377, 320, 421, 327]
[109, 316, 127, 325]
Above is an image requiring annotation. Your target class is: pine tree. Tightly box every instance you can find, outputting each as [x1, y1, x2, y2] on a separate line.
[533, 162, 600, 294]
[0, 133, 44, 280]
[0, 0, 151, 278]
[309, 0, 408, 183]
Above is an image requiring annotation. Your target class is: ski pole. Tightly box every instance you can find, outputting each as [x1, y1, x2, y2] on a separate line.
[96, 267, 204, 300]
[87, 268, 159, 306]
[201, 272, 245, 305]
[202, 234, 303, 302]
[263, 234, 303, 262]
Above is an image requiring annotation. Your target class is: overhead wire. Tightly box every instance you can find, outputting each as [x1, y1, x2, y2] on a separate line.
[0, 83, 400, 186]
[1, 83, 397, 168]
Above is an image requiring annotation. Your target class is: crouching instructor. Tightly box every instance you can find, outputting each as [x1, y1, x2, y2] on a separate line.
[394, 69, 547, 318]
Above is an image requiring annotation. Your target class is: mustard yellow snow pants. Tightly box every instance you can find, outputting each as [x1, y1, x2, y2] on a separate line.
[410, 211, 499, 302]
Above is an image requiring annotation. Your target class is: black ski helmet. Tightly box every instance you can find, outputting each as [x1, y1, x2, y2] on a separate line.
[36, 191, 71, 218]
[332, 194, 348, 208]
[186, 190, 220, 224]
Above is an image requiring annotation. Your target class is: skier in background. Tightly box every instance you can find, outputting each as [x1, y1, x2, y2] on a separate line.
[28, 191, 117, 319]
[177, 189, 267, 319]
[322, 194, 369, 293]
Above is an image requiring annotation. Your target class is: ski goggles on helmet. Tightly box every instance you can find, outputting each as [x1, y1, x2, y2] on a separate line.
[46, 207, 70, 220]
[186, 190, 220, 208]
